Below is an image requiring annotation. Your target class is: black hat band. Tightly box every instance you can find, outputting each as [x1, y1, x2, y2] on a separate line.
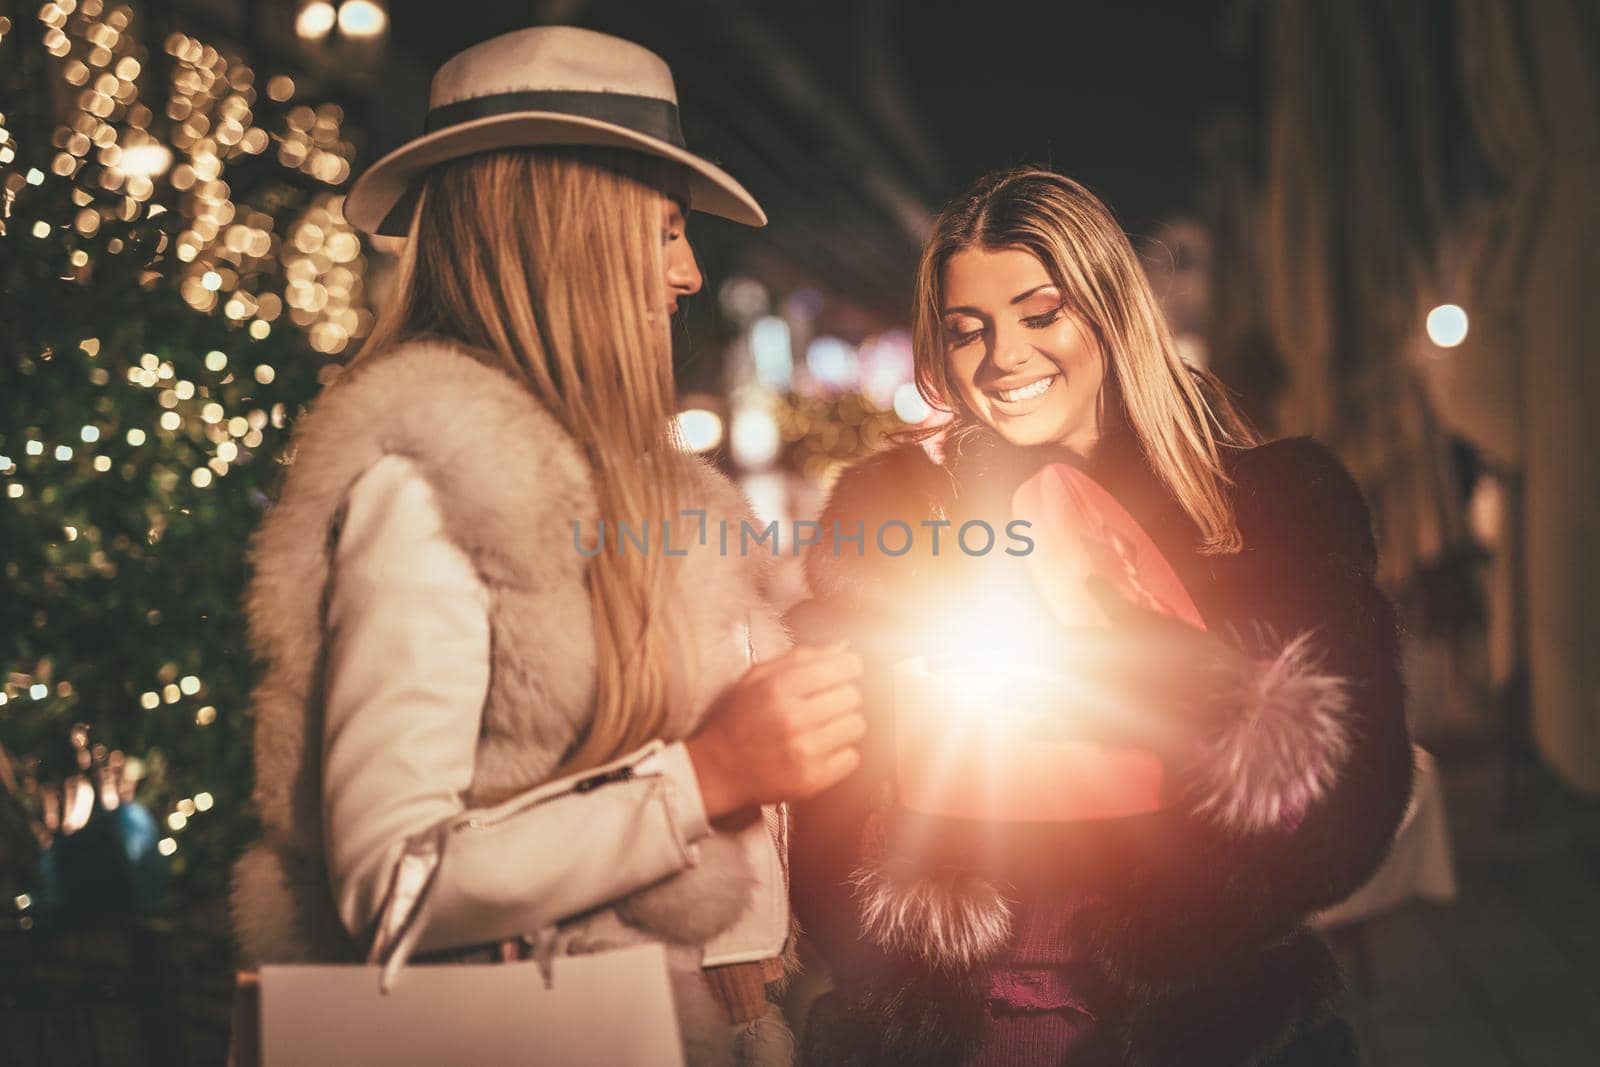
[422, 89, 686, 149]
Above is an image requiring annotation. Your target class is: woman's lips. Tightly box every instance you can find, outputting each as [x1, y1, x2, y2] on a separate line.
[988, 373, 1059, 410]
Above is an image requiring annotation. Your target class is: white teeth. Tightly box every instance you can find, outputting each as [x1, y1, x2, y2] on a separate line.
[997, 375, 1056, 403]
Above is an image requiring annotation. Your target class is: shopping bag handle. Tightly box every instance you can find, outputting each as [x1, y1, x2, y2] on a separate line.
[366, 817, 452, 993]
[363, 611, 766, 994]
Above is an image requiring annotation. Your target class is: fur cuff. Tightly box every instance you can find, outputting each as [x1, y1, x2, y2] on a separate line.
[615, 831, 755, 944]
[1184, 630, 1353, 835]
[848, 858, 1013, 973]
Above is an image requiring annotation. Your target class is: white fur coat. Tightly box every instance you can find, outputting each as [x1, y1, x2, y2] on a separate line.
[230, 338, 793, 1065]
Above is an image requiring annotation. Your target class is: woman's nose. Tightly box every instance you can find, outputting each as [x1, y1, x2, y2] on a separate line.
[991, 326, 1029, 372]
[666, 240, 703, 297]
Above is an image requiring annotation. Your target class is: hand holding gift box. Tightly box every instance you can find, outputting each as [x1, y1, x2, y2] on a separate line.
[892, 462, 1234, 823]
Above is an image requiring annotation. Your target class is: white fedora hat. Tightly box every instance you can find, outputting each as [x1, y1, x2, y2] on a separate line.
[344, 25, 766, 236]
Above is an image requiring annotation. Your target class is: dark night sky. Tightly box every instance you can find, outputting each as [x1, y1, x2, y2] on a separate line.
[890, 1, 1255, 228]
[385, 1, 1255, 232]
[765, 0, 1255, 229]
[373, 0, 1258, 334]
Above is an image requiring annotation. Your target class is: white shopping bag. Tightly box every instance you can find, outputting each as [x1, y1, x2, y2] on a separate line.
[259, 943, 684, 1067]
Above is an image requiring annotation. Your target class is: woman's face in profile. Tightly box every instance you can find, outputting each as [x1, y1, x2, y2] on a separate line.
[941, 246, 1106, 452]
[659, 196, 703, 318]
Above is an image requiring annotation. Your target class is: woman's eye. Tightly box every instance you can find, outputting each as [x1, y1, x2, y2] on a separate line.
[946, 324, 983, 347]
[662, 230, 681, 245]
[1022, 308, 1063, 329]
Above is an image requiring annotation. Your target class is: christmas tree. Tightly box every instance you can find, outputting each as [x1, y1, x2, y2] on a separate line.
[0, 0, 374, 922]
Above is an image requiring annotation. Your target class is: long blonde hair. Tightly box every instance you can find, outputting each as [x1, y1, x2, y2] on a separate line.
[359, 147, 687, 774]
[912, 167, 1260, 554]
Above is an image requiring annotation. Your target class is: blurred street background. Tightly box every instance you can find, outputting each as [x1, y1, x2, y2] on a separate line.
[2, 1, 1598, 1062]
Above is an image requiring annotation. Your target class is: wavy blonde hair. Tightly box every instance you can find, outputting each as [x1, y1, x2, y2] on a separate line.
[359, 147, 688, 774]
[912, 167, 1260, 554]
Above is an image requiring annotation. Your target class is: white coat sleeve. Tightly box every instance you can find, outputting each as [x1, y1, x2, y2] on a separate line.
[322, 453, 713, 954]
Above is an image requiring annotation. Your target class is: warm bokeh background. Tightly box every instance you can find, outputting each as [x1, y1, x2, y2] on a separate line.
[2, 1, 1597, 1063]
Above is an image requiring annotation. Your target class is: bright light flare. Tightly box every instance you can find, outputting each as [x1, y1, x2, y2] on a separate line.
[673, 408, 723, 454]
[1426, 304, 1469, 348]
[749, 316, 793, 389]
[295, 1, 336, 39]
[805, 336, 858, 390]
[120, 143, 172, 178]
[729, 406, 780, 470]
[337, 0, 387, 37]
[892, 382, 931, 424]
[891, 588, 1168, 822]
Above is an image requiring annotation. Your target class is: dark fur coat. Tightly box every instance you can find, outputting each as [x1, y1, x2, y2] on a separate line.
[786, 427, 1413, 1066]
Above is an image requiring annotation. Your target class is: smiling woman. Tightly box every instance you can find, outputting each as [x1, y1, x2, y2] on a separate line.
[908, 168, 1261, 563]
[789, 167, 1413, 1066]
[940, 248, 1108, 452]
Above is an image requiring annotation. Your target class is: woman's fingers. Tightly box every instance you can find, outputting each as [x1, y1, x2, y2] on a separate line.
[744, 640, 848, 680]
[804, 706, 867, 754]
[809, 745, 863, 795]
[772, 648, 864, 699]
[781, 640, 850, 661]
[797, 678, 863, 720]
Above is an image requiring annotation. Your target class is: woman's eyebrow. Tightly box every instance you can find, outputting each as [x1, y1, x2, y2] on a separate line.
[1010, 284, 1058, 305]
[943, 284, 1058, 317]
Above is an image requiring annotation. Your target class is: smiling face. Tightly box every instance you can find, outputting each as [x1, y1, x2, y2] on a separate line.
[940, 246, 1107, 452]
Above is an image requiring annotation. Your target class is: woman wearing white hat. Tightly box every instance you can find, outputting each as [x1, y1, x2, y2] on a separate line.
[231, 25, 863, 1065]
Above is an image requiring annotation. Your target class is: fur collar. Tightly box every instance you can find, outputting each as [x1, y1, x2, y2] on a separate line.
[233, 338, 790, 977]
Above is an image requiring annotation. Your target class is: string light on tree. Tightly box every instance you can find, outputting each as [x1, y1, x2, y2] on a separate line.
[119, 141, 170, 177]
[1, 0, 367, 913]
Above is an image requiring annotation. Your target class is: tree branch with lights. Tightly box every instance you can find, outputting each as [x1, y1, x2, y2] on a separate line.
[0, 0, 375, 923]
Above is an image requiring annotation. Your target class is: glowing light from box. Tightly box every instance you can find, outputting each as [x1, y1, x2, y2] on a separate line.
[893, 587, 1169, 823]
[1426, 304, 1468, 348]
[913, 589, 1060, 693]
